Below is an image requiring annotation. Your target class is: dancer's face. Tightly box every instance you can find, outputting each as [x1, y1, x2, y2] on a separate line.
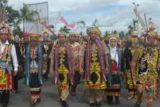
[0, 34, 8, 43]
[58, 35, 66, 43]
[109, 39, 117, 48]
[89, 32, 98, 41]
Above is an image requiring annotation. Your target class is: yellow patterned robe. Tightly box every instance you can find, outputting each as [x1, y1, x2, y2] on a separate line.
[125, 47, 137, 95]
[134, 47, 158, 102]
[56, 46, 71, 101]
[85, 44, 106, 90]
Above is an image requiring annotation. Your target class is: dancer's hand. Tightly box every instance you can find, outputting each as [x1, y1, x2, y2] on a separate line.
[13, 71, 18, 76]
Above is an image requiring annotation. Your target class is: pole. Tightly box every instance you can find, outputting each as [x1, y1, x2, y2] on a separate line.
[144, 13, 148, 31]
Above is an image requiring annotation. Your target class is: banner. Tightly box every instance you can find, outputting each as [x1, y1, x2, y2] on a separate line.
[59, 16, 76, 29]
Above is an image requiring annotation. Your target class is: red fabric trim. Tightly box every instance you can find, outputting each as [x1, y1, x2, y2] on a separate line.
[111, 59, 118, 72]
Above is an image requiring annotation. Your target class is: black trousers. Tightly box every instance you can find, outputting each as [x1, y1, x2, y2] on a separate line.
[107, 96, 119, 103]
[13, 75, 18, 92]
[0, 90, 10, 106]
[71, 71, 81, 93]
[43, 58, 51, 79]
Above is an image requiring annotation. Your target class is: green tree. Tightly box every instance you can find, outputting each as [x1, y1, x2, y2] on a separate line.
[0, 0, 22, 36]
[19, 4, 39, 32]
[6, 6, 23, 36]
[1, 1, 38, 37]
[59, 26, 70, 34]
[6, 6, 20, 24]
[119, 31, 125, 38]
[127, 25, 133, 36]
[113, 30, 118, 34]
[105, 31, 109, 36]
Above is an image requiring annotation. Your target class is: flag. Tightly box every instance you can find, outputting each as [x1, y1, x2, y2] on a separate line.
[59, 16, 76, 29]
[68, 23, 76, 29]
[59, 16, 69, 26]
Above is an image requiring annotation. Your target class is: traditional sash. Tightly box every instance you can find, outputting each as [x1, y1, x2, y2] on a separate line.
[54, 44, 73, 84]
[85, 39, 106, 81]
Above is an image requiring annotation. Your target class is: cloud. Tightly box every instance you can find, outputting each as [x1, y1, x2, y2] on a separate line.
[8, 0, 160, 32]
[53, 0, 160, 32]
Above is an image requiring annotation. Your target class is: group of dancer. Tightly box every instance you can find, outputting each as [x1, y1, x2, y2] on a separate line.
[0, 19, 160, 107]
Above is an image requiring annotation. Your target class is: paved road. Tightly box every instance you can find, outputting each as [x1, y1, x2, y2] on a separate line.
[6, 80, 160, 107]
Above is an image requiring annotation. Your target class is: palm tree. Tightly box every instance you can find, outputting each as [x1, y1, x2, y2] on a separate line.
[6, 6, 23, 36]
[59, 26, 70, 34]
[105, 31, 109, 36]
[19, 4, 39, 32]
[127, 25, 134, 36]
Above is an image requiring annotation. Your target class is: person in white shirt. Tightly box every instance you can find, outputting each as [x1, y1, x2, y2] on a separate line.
[106, 34, 122, 105]
[0, 22, 18, 107]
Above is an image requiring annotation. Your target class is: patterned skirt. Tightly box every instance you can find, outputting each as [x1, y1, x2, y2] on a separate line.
[0, 69, 12, 90]
[29, 73, 42, 103]
[85, 71, 106, 90]
[106, 74, 121, 96]
[144, 80, 157, 102]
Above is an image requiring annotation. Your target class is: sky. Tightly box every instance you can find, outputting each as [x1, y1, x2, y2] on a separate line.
[8, 0, 160, 34]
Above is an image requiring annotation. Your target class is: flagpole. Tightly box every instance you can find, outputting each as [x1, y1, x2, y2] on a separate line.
[144, 13, 148, 31]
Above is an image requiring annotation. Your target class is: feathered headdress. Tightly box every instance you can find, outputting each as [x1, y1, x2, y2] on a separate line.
[87, 26, 101, 36]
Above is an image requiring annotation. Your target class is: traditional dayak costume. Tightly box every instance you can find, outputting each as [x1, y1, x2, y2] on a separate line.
[69, 32, 81, 96]
[123, 31, 139, 100]
[53, 32, 74, 107]
[24, 33, 43, 105]
[134, 28, 159, 107]
[84, 27, 108, 107]
[42, 30, 52, 80]
[106, 34, 122, 105]
[0, 22, 18, 107]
